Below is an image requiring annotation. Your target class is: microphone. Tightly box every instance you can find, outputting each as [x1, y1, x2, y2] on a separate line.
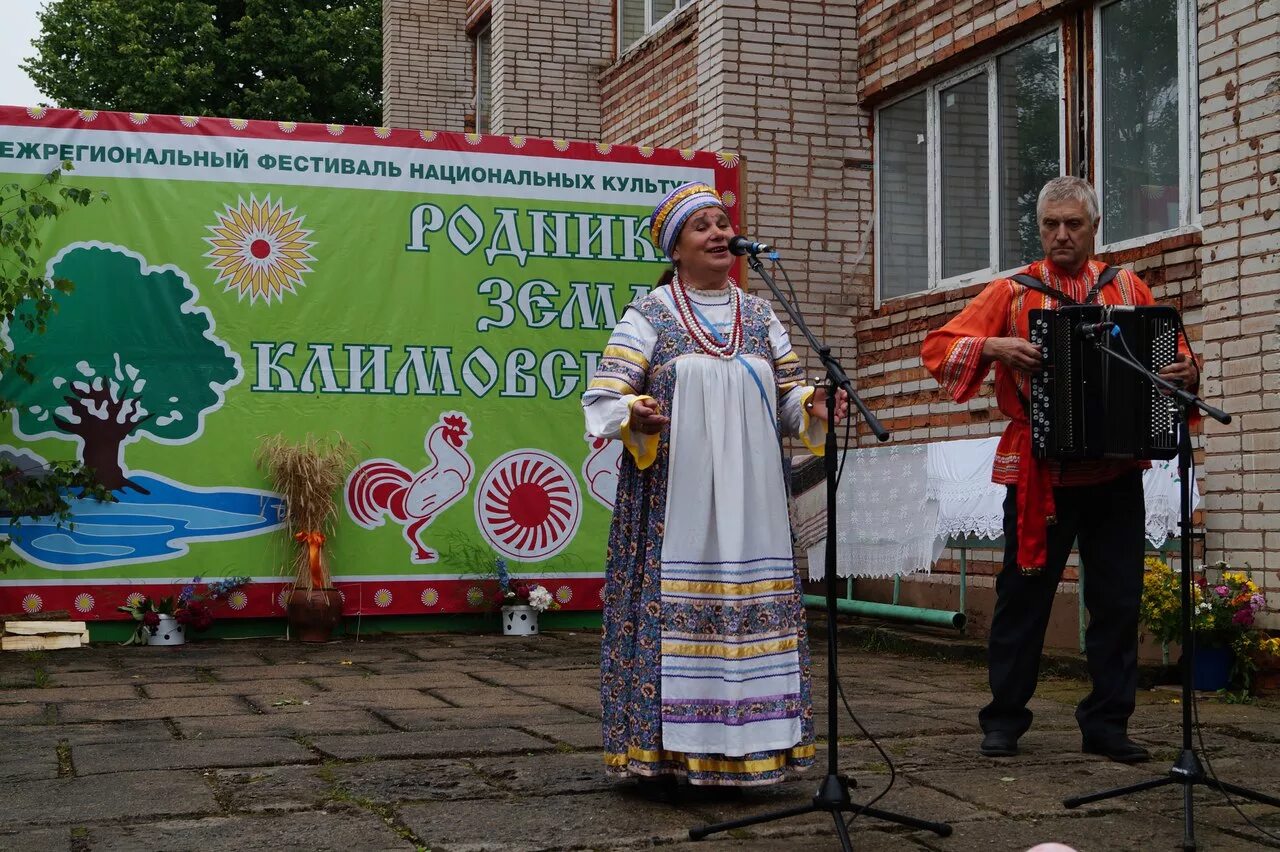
[1078, 321, 1119, 338]
[728, 235, 774, 256]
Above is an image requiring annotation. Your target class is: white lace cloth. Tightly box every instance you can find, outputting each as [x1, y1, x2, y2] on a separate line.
[800, 444, 942, 581]
[798, 438, 1200, 580]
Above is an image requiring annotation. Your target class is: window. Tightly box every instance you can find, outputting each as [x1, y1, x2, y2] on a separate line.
[1096, 0, 1196, 247]
[876, 32, 1063, 301]
[619, 0, 694, 53]
[473, 24, 492, 134]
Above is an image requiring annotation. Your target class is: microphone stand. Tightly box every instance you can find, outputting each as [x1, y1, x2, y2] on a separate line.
[688, 252, 952, 849]
[1061, 328, 1280, 851]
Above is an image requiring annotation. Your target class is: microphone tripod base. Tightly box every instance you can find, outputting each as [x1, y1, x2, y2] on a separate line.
[687, 773, 953, 849]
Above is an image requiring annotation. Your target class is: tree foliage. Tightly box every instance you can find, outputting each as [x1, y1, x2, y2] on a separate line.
[0, 164, 113, 570]
[22, 0, 382, 125]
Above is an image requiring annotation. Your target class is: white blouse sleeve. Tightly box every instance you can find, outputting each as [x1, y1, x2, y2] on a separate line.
[582, 308, 661, 467]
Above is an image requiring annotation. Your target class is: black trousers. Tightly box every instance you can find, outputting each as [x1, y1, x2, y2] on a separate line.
[978, 470, 1145, 740]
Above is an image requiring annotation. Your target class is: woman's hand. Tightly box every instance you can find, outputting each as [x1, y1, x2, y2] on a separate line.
[629, 398, 670, 434]
[806, 387, 849, 424]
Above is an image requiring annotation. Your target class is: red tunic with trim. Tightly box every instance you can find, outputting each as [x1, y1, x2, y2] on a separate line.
[921, 258, 1196, 571]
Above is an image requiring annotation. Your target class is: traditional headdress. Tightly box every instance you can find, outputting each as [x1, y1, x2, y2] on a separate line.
[650, 181, 725, 259]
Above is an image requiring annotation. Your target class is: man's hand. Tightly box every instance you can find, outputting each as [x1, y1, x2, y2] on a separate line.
[629, 398, 669, 435]
[982, 337, 1043, 374]
[1157, 352, 1198, 392]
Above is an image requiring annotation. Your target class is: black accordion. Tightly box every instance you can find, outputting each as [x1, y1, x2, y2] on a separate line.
[1028, 305, 1181, 461]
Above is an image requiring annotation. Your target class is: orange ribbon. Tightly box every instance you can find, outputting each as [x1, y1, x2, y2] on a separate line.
[295, 530, 327, 589]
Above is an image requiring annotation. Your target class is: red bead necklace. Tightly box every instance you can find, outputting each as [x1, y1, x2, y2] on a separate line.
[670, 271, 743, 359]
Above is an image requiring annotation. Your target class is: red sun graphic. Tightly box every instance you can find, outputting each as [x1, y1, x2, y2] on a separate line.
[474, 450, 581, 561]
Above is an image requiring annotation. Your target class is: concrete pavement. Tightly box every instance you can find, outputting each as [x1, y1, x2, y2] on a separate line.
[1, 625, 1278, 851]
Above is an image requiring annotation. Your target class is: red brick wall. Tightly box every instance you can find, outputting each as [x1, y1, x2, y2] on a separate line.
[857, 0, 1068, 102]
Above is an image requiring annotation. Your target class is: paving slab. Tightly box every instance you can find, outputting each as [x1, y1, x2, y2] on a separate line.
[212, 764, 335, 813]
[297, 688, 454, 711]
[0, 684, 140, 704]
[203, 662, 337, 680]
[81, 809, 416, 851]
[518, 720, 601, 749]
[399, 791, 698, 851]
[0, 741, 59, 782]
[312, 728, 555, 761]
[141, 678, 322, 699]
[0, 702, 52, 725]
[307, 672, 477, 691]
[73, 736, 316, 775]
[0, 825, 74, 852]
[470, 751, 611, 796]
[57, 695, 250, 722]
[377, 704, 595, 732]
[327, 757, 498, 803]
[0, 769, 218, 828]
[428, 686, 558, 708]
[9, 719, 175, 747]
[177, 709, 392, 740]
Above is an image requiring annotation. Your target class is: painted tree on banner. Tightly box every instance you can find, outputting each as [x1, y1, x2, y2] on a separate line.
[0, 244, 242, 493]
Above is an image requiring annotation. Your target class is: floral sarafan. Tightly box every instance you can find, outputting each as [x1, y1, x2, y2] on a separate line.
[1140, 558, 1278, 693]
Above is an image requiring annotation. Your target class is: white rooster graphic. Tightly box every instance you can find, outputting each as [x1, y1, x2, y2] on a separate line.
[581, 434, 624, 511]
[346, 412, 475, 562]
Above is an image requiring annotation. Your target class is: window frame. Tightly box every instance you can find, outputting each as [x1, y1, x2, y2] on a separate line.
[1092, 0, 1200, 252]
[617, 0, 695, 55]
[472, 23, 492, 135]
[874, 25, 1066, 306]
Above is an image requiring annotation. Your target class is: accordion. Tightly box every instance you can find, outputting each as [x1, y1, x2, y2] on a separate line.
[1028, 305, 1181, 461]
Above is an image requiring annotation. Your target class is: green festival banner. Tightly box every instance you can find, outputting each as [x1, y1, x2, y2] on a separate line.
[0, 106, 741, 620]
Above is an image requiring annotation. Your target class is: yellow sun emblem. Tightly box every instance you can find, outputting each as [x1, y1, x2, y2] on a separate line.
[204, 195, 316, 304]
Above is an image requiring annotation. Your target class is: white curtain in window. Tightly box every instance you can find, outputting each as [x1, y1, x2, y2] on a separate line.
[940, 73, 990, 278]
[878, 93, 928, 299]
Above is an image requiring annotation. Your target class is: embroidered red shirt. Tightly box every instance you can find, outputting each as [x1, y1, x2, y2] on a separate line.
[921, 258, 1197, 488]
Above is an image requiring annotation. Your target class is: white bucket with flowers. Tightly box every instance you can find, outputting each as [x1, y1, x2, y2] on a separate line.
[493, 558, 556, 635]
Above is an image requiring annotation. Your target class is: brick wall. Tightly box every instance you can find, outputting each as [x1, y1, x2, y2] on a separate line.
[709, 0, 869, 373]
[490, 0, 612, 140]
[382, 0, 473, 131]
[599, 5, 702, 149]
[1195, 0, 1280, 614]
[856, 0, 1067, 103]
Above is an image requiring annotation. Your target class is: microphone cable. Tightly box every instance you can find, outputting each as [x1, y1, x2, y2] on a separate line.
[772, 255, 901, 829]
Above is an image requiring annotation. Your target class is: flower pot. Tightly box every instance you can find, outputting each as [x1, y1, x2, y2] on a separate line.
[146, 614, 186, 646]
[287, 588, 343, 642]
[1191, 644, 1232, 692]
[501, 605, 539, 636]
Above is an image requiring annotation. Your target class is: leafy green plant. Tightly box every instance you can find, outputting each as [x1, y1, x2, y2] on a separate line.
[0, 162, 112, 571]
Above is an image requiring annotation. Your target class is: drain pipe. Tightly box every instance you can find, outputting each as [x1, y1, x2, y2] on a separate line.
[803, 572, 966, 631]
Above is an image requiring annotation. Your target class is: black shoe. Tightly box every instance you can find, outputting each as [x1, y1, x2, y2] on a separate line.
[980, 730, 1019, 757]
[1081, 734, 1150, 764]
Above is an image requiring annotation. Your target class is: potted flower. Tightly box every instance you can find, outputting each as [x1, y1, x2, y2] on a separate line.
[255, 433, 355, 642]
[1140, 557, 1279, 695]
[118, 576, 250, 646]
[491, 557, 557, 635]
